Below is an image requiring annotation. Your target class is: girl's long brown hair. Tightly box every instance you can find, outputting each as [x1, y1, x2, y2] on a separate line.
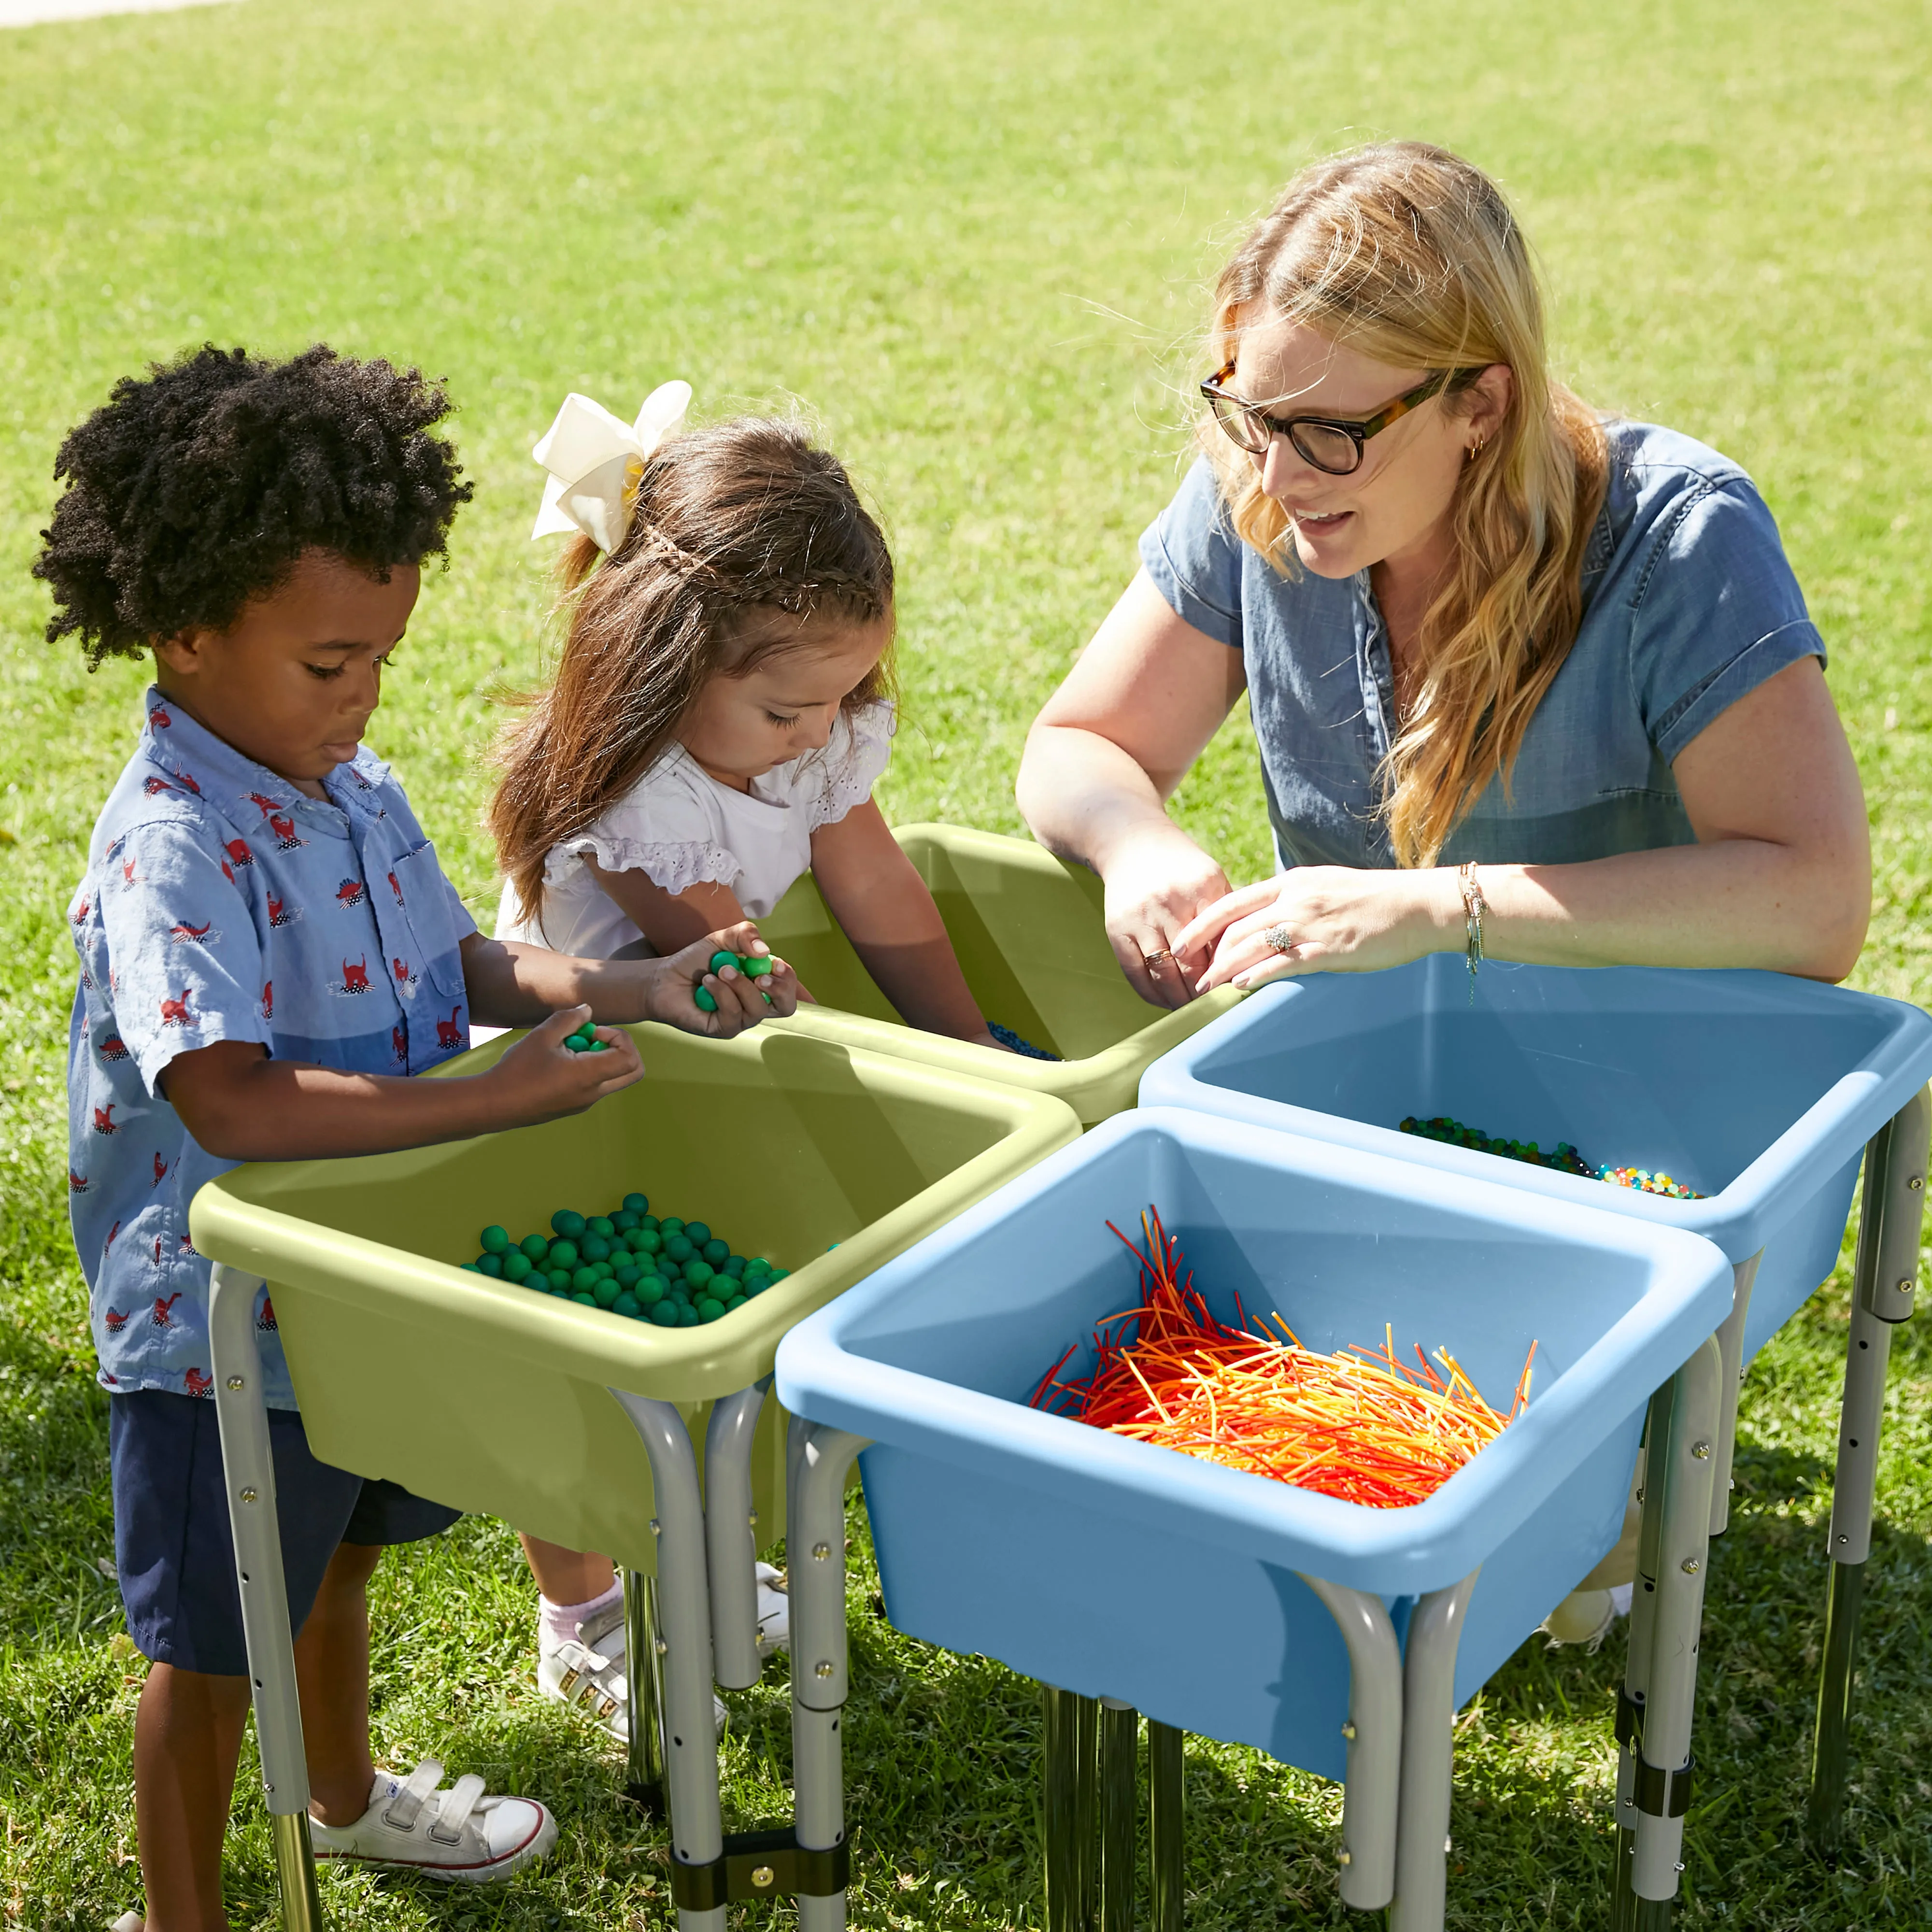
[489, 416, 896, 928]
[1205, 142, 1608, 867]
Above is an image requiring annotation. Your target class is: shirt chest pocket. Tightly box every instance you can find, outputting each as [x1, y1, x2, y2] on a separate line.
[385, 843, 468, 1001]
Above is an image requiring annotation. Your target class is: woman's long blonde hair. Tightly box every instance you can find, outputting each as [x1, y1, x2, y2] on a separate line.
[1206, 141, 1607, 867]
[489, 417, 896, 928]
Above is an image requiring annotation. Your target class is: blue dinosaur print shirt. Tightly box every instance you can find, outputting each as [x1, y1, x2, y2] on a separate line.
[66, 690, 477, 1409]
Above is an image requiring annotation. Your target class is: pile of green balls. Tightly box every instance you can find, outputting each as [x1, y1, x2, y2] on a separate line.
[461, 1192, 789, 1326]
[694, 948, 774, 1013]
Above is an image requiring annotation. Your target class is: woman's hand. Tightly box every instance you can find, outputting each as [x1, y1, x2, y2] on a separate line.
[1102, 827, 1236, 1009]
[638, 923, 800, 1035]
[1182, 867, 1459, 992]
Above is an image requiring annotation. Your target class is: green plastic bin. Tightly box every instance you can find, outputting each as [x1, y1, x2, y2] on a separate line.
[759, 823, 1240, 1124]
[188, 1024, 1080, 1574]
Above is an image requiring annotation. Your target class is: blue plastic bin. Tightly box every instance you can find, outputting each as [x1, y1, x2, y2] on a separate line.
[775, 1107, 1731, 1778]
[1139, 958, 1932, 1364]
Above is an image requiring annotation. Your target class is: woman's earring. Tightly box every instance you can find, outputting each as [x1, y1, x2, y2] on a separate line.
[1467, 437, 1486, 462]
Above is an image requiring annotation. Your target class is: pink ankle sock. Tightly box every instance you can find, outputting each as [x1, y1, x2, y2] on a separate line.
[539, 1578, 622, 1650]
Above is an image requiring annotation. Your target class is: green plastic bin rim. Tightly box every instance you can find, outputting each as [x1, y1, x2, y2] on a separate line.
[770, 823, 1244, 1115]
[189, 1025, 1082, 1401]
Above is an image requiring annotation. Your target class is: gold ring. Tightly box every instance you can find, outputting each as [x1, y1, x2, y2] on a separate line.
[1142, 947, 1173, 966]
[1264, 923, 1294, 955]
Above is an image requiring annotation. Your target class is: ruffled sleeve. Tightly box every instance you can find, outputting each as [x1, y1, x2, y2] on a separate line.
[545, 753, 744, 899]
[802, 701, 896, 833]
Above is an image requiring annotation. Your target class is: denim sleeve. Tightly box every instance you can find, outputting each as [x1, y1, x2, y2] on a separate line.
[1138, 457, 1245, 650]
[95, 819, 268, 1095]
[1632, 478, 1826, 764]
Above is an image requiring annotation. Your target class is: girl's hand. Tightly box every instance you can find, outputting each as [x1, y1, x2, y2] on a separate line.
[643, 924, 800, 1036]
[1100, 827, 1235, 1009]
[486, 1006, 646, 1122]
[1183, 867, 1459, 992]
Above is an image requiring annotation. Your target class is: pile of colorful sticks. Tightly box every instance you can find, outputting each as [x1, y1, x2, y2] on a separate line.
[1028, 1209, 1534, 1509]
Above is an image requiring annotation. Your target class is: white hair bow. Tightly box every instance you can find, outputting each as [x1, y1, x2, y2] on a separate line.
[529, 380, 693, 553]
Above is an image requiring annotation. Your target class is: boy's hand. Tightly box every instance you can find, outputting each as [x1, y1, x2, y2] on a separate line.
[644, 924, 799, 1036]
[486, 1006, 645, 1124]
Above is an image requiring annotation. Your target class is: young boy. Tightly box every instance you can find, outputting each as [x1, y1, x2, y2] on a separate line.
[37, 344, 794, 1930]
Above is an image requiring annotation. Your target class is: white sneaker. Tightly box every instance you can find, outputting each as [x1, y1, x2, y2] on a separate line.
[309, 1762, 556, 1882]
[756, 1562, 790, 1657]
[1542, 1581, 1635, 1651]
[539, 1592, 730, 1743]
[540, 1594, 630, 1740]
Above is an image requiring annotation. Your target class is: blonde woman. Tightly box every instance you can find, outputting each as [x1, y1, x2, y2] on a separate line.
[1017, 142, 1869, 1008]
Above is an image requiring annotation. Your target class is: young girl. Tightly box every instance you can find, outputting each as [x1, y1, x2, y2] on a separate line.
[488, 392, 1009, 1733]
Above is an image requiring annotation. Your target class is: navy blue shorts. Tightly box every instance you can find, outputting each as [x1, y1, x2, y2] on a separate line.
[110, 1389, 461, 1677]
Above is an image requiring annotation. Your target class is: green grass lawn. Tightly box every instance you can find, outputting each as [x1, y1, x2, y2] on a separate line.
[3, 0, 1932, 1924]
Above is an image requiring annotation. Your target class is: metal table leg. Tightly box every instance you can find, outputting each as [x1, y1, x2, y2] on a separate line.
[1097, 1699, 1136, 1932]
[1708, 1253, 1760, 1538]
[1387, 1570, 1479, 1932]
[1302, 1575, 1404, 1911]
[623, 1567, 668, 1814]
[1074, 1693, 1098, 1929]
[611, 1392, 724, 1932]
[208, 1263, 326, 1932]
[788, 1418, 868, 1932]
[1042, 1687, 1083, 1932]
[1146, 1719, 1184, 1932]
[1043, 1687, 1099, 1932]
[1612, 1396, 1666, 1932]
[704, 1387, 768, 1691]
[1627, 1338, 1723, 1926]
[1808, 1087, 1930, 1851]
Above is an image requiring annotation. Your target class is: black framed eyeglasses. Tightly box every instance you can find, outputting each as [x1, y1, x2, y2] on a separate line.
[1200, 362, 1483, 475]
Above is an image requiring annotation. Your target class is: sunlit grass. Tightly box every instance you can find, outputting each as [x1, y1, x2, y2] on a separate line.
[3, 0, 1931, 1924]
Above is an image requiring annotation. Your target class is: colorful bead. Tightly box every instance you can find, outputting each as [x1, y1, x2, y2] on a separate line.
[1397, 1116, 1703, 1198]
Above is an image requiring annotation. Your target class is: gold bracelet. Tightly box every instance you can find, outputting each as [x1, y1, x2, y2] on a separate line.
[1458, 861, 1487, 991]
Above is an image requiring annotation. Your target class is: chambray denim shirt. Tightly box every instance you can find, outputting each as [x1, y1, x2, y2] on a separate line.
[1139, 422, 1825, 869]
[66, 691, 477, 1409]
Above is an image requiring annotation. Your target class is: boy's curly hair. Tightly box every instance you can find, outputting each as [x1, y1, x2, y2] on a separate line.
[34, 343, 475, 667]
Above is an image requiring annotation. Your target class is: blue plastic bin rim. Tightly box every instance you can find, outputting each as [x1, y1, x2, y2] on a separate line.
[776, 1106, 1734, 1596]
[1137, 966, 1932, 1263]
